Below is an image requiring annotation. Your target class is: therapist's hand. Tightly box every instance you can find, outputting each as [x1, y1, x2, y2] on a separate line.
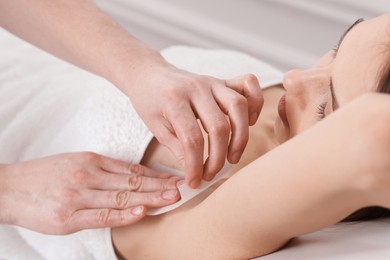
[126, 61, 263, 188]
[0, 152, 180, 235]
[0, 0, 263, 189]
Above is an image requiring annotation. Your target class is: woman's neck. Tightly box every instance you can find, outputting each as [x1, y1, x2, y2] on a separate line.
[231, 85, 285, 172]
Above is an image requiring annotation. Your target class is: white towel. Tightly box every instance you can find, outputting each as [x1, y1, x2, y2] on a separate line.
[0, 28, 283, 259]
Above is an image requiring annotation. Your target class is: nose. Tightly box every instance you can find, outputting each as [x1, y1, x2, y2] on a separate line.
[283, 69, 307, 94]
[283, 67, 329, 97]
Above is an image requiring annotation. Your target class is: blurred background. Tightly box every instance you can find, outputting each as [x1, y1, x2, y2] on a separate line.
[95, 0, 389, 72]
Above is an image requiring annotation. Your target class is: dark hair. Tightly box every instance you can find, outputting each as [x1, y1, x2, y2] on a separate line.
[342, 48, 390, 222]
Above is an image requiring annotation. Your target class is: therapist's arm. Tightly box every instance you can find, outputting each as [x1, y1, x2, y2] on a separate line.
[0, 0, 263, 187]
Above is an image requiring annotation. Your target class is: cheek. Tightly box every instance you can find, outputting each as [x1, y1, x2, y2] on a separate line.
[273, 111, 315, 143]
[290, 90, 333, 136]
[289, 108, 320, 137]
[275, 91, 330, 141]
[274, 103, 316, 142]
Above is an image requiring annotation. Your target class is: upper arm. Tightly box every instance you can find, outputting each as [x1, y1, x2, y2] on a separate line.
[113, 93, 390, 259]
[164, 93, 390, 259]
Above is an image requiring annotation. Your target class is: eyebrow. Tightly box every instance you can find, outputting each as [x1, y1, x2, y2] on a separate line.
[331, 18, 365, 111]
[333, 18, 365, 56]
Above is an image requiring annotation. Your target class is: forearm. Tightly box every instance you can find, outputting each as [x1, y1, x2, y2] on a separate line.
[0, 0, 165, 93]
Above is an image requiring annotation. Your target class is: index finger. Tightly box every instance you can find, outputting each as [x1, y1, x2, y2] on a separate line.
[226, 74, 263, 125]
[168, 104, 204, 189]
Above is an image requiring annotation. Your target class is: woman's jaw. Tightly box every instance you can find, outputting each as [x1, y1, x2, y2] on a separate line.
[274, 93, 290, 144]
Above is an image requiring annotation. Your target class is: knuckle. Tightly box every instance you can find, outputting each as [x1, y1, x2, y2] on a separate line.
[163, 86, 186, 103]
[230, 95, 248, 108]
[177, 156, 185, 167]
[58, 188, 77, 205]
[182, 133, 204, 149]
[179, 76, 214, 95]
[80, 151, 99, 163]
[127, 175, 143, 191]
[167, 101, 189, 118]
[159, 180, 170, 191]
[52, 208, 70, 228]
[208, 118, 229, 136]
[244, 73, 260, 86]
[114, 190, 132, 209]
[118, 210, 126, 224]
[183, 75, 203, 89]
[97, 208, 112, 225]
[127, 163, 144, 176]
[70, 169, 91, 185]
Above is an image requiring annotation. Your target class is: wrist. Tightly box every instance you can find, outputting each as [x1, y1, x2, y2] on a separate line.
[103, 43, 170, 97]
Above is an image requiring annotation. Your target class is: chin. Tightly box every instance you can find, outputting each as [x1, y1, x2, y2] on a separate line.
[274, 117, 290, 144]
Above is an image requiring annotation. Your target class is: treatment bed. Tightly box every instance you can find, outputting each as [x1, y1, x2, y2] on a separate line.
[0, 29, 390, 259]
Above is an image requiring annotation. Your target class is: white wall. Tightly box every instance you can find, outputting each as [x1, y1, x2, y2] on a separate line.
[95, 0, 389, 71]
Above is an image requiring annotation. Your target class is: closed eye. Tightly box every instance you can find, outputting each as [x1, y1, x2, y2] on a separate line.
[316, 101, 327, 120]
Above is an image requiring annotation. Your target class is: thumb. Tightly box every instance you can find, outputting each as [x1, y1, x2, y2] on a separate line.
[154, 126, 185, 168]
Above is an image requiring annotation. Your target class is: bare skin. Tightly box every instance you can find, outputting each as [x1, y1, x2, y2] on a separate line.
[140, 86, 284, 176]
[112, 93, 390, 259]
[0, 0, 263, 233]
[0, 153, 182, 234]
[112, 86, 285, 258]
[112, 14, 390, 259]
[0, 0, 264, 188]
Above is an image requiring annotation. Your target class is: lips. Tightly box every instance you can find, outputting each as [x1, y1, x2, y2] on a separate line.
[278, 94, 289, 128]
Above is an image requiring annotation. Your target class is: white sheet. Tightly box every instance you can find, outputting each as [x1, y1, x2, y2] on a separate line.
[1, 28, 390, 259]
[260, 219, 390, 259]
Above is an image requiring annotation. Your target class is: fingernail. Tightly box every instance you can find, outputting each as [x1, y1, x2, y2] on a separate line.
[190, 178, 201, 189]
[250, 112, 258, 125]
[131, 205, 144, 216]
[204, 174, 214, 182]
[231, 151, 241, 164]
[162, 189, 178, 200]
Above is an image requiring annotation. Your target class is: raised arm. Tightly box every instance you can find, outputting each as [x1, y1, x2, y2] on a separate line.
[113, 93, 390, 259]
[181, 93, 390, 258]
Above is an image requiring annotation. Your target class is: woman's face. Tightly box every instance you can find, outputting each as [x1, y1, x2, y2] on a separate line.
[275, 13, 390, 143]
